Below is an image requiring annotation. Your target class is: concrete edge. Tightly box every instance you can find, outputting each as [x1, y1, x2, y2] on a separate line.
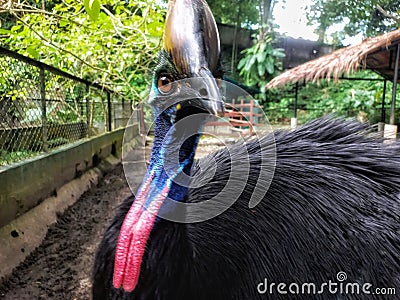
[0, 126, 133, 228]
[0, 154, 120, 283]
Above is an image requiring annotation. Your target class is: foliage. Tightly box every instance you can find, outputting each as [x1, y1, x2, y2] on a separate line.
[84, 0, 101, 21]
[205, 0, 283, 29]
[0, 0, 165, 103]
[205, 0, 259, 28]
[0, 149, 36, 166]
[265, 71, 399, 124]
[307, 0, 400, 43]
[237, 32, 285, 92]
[224, 0, 284, 98]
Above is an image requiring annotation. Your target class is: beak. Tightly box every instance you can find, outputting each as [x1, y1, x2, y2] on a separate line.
[163, 0, 224, 117]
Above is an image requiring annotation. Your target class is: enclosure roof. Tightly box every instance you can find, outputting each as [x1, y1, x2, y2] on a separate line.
[265, 28, 400, 89]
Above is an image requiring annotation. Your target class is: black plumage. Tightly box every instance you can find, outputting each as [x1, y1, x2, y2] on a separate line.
[93, 118, 400, 299]
[92, 0, 400, 299]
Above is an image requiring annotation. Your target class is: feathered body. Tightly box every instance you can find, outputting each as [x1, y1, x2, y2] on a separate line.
[93, 118, 400, 299]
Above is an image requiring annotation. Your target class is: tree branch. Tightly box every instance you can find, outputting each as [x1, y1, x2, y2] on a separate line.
[3, 1, 160, 102]
[12, 13, 115, 78]
[376, 4, 400, 26]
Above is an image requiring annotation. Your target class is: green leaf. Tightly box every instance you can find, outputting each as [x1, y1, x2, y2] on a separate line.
[11, 25, 22, 32]
[59, 19, 69, 27]
[259, 42, 266, 54]
[265, 60, 274, 74]
[257, 50, 266, 63]
[246, 56, 256, 71]
[237, 58, 246, 70]
[257, 63, 265, 77]
[84, 0, 100, 22]
[26, 46, 39, 59]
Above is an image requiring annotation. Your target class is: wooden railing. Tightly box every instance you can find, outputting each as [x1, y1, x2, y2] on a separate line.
[206, 99, 263, 136]
[138, 99, 263, 137]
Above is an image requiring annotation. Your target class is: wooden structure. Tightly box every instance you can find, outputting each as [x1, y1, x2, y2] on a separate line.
[265, 29, 400, 126]
[206, 99, 263, 136]
[138, 99, 263, 137]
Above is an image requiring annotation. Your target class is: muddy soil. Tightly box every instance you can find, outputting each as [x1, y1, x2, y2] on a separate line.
[0, 154, 144, 300]
[0, 142, 222, 300]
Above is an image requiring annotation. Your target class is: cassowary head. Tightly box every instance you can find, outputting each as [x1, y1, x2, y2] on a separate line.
[113, 0, 224, 292]
[148, 0, 224, 120]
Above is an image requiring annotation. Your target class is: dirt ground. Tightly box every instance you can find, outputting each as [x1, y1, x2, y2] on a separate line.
[0, 141, 223, 300]
[0, 162, 130, 300]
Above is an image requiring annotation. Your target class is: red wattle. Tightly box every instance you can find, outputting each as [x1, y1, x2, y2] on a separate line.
[121, 184, 170, 291]
[113, 173, 155, 289]
[113, 174, 171, 293]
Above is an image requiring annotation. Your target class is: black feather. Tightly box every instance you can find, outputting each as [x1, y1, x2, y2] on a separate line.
[93, 117, 400, 300]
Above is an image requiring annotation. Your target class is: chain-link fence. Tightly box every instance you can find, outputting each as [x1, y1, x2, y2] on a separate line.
[0, 46, 134, 166]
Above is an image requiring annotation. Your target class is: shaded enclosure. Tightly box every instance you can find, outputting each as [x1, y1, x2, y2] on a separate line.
[0, 47, 134, 166]
[266, 29, 400, 126]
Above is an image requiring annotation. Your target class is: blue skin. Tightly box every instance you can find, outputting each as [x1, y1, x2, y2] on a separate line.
[142, 104, 202, 221]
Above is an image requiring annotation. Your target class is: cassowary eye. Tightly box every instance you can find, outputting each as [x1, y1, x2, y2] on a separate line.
[157, 75, 174, 94]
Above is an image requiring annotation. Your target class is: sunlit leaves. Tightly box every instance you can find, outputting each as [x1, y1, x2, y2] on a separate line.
[265, 70, 399, 124]
[306, 0, 400, 43]
[84, 0, 101, 22]
[26, 46, 39, 59]
[2, 0, 165, 103]
[238, 32, 284, 92]
[206, 0, 259, 28]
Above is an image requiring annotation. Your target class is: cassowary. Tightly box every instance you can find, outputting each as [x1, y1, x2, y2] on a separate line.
[93, 0, 400, 299]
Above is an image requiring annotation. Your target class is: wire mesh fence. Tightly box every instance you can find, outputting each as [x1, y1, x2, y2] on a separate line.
[0, 47, 134, 166]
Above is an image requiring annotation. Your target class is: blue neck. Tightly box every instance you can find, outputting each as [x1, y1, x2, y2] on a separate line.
[145, 112, 201, 209]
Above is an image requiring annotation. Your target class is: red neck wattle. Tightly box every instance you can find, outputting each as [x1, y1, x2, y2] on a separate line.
[113, 171, 171, 292]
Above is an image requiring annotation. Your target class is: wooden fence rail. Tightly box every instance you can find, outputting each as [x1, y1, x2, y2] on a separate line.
[206, 99, 263, 136]
[138, 98, 263, 137]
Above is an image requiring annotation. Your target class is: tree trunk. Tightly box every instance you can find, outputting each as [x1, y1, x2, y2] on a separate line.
[317, 24, 326, 43]
[259, 0, 273, 40]
[231, 3, 241, 76]
[263, 0, 273, 24]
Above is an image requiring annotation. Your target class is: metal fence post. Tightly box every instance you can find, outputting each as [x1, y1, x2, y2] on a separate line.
[122, 97, 125, 126]
[0, 47, 126, 165]
[293, 82, 298, 118]
[390, 44, 400, 125]
[86, 84, 90, 136]
[139, 102, 146, 136]
[130, 100, 133, 116]
[40, 67, 48, 152]
[107, 91, 112, 131]
[381, 79, 387, 123]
